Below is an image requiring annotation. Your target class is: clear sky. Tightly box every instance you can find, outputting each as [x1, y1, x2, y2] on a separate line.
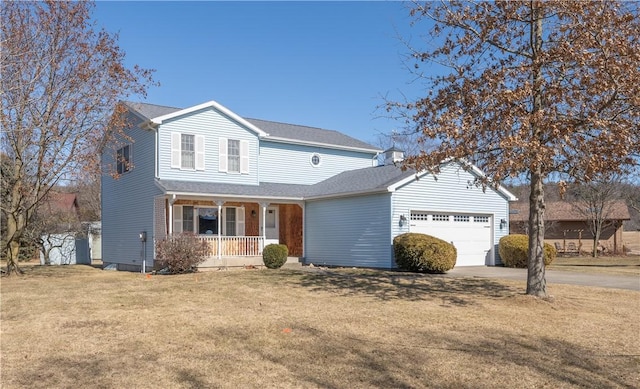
[92, 1, 430, 146]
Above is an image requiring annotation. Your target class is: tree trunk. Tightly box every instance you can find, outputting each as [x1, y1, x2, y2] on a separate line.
[527, 169, 547, 297]
[6, 239, 23, 275]
[526, 1, 547, 298]
[591, 229, 602, 258]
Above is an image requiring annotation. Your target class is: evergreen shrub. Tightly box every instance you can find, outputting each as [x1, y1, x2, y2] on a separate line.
[393, 233, 457, 273]
[262, 244, 288, 269]
[499, 234, 556, 268]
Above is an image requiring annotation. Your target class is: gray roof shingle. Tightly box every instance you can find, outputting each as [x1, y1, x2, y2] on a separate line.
[245, 118, 377, 150]
[124, 101, 379, 151]
[156, 164, 415, 200]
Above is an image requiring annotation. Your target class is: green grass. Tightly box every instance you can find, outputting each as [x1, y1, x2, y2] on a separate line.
[1, 265, 639, 388]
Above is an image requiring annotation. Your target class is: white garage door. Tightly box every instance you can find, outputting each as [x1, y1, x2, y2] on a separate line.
[409, 212, 492, 266]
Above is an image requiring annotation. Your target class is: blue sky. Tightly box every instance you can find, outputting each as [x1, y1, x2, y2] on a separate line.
[92, 1, 429, 146]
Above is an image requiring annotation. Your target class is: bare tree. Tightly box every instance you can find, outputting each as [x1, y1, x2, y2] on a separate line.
[1, 1, 156, 274]
[388, 1, 640, 297]
[568, 175, 626, 257]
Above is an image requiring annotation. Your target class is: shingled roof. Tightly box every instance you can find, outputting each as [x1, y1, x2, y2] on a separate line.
[123, 101, 379, 152]
[510, 201, 631, 222]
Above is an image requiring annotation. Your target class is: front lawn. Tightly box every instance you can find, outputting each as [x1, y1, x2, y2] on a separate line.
[1, 265, 638, 388]
[548, 255, 640, 276]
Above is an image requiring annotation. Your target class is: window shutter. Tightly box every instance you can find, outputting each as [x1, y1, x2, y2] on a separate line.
[173, 205, 183, 234]
[195, 135, 205, 171]
[218, 137, 228, 172]
[236, 207, 245, 236]
[240, 140, 249, 174]
[171, 132, 181, 169]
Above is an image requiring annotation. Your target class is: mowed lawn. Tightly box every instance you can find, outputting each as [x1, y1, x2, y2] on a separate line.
[1, 264, 639, 388]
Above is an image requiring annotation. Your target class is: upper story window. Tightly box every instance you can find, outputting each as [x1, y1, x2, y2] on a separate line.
[181, 134, 195, 169]
[219, 137, 249, 174]
[116, 144, 131, 174]
[228, 139, 240, 173]
[171, 132, 205, 171]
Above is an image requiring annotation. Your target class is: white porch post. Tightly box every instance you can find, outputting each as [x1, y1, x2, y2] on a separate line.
[260, 202, 269, 251]
[216, 200, 224, 260]
[168, 195, 176, 235]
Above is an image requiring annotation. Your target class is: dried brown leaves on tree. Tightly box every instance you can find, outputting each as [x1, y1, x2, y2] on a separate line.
[390, 1, 639, 296]
[1, 1, 156, 274]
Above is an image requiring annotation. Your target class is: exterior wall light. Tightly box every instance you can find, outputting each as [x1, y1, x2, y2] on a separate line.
[399, 214, 407, 227]
[500, 218, 507, 229]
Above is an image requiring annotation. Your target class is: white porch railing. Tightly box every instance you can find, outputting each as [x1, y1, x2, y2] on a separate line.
[197, 236, 264, 257]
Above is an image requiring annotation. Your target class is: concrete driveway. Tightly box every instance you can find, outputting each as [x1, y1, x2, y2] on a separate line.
[446, 266, 640, 291]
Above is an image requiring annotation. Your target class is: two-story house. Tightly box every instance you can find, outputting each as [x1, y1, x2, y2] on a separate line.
[101, 100, 515, 271]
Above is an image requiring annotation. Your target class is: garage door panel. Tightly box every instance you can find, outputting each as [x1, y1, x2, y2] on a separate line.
[409, 212, 492, 267]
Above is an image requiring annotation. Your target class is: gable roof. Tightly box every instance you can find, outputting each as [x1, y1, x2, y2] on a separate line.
[510, 200, 631, 222]
[41, 192, 79, 214]
[305, 164, 414, 199]
[124, 101, 380, 152]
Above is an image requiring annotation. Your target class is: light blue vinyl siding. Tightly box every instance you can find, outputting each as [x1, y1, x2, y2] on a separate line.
[157, 107, 259, 185]
[101, 114, 161, 268]
[259, 141, 377, 185]
[305, 193, 393, 268]
[391, 162, 511, 265]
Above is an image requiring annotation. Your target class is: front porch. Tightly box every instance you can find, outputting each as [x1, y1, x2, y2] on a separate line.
[155, 196, 304, 260]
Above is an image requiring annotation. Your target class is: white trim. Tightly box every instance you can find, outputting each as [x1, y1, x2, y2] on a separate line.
[170, 132, 181, 169]
[263, 136, 381, 154]
[195, 134, 205, 171]
[239, 140, 249, 174]
[150, 100, 268, 137]
[218, 137, 228, 172]
[385, 160, 518, 202]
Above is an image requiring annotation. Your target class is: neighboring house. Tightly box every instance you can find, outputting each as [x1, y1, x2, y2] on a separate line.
[41, 192, 80, 219]
[101, 100, 516, 271]
[509, 201, 631, 254]
[38, 192, 90, 265]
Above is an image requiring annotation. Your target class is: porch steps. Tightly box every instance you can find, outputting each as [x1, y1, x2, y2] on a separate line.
[198, 256, 302, 270]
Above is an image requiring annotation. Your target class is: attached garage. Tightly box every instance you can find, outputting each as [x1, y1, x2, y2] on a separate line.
[304, 158, 517, 269]
[409, 212, 492, 266]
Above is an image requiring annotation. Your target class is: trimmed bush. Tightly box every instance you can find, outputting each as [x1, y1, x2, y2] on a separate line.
[393, 233, 457, 273]
[262, 244, 288, 269]
[499, 234, 556, 268]
[155, 232, 208, 274]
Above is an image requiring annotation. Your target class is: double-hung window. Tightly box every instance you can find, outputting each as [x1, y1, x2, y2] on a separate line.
[116, 145, 131, 174]
[171, 132, 205, 171]
[228, 140, 240, 173]
[219, 138, 249, 174]
[181, 134, 195, 169]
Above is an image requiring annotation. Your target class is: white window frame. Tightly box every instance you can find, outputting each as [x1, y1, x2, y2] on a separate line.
[181, 134, 195, 169]
[171, 132, 205, 171]
[222, 206, 245, 236]
[219, 137, 249, 174]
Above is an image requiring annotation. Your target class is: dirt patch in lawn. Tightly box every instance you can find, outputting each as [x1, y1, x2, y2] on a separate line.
[2, 265, 639, 388]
